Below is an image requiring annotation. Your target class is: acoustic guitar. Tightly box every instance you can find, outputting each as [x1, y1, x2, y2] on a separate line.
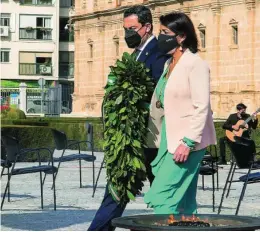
[226, 108, 260, 142]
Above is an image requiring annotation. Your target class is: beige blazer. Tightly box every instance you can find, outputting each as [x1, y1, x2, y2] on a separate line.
[146, 49, 217, 154]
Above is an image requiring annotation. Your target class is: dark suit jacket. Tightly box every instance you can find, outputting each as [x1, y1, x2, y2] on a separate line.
[222, 113, 258, 131]
[136, 37, 170, 83]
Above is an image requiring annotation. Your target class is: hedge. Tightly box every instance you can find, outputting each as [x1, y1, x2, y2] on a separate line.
[1, 117, 259, 162]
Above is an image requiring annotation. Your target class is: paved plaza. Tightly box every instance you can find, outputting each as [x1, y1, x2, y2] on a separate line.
[1, 151, 260, 231]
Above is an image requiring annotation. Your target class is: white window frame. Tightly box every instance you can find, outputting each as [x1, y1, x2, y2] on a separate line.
[1, 49, 10, 63]
[36, 17, 52, 28]
[0, 14, 10, 26]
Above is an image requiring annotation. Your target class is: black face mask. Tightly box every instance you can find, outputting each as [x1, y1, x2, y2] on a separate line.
[124, 27, 143, 48]
[158, 34, 179, 54]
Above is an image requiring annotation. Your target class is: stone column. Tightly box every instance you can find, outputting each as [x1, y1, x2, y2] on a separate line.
[19, 82, 27, 113]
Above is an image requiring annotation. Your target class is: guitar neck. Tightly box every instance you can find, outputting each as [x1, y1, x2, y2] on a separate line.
[242, 109, 260, 125]
[243, 117, 252, 126]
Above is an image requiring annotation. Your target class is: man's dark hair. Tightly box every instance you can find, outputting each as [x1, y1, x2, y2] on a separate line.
[123, 5, 153, 31]
[236, 103, 247, 111]
[159, 12, 198, 53]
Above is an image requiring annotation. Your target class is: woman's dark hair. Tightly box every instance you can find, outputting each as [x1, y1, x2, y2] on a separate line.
[124, 5, 153, 32]
[236, 103, 247, 111]
[159, 12, 198, 53]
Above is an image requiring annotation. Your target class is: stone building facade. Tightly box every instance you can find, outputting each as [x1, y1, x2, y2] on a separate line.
[72, 0, 260, 118]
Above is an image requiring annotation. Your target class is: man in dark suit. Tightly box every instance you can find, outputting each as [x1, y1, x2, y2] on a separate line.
[88, 5, 169, 231]
[219, 103, 258, 164]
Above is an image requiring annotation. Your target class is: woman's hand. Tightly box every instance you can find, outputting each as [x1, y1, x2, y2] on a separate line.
[173, 143, 190, 163]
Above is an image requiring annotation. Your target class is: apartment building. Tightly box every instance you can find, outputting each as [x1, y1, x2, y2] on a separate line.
[0, 0, 75, 112]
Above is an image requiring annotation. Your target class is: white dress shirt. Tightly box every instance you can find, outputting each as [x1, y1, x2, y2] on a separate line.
[136, 35, 155, 61]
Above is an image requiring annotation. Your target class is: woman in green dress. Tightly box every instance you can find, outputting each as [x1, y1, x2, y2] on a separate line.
[144, 12, 216, 214]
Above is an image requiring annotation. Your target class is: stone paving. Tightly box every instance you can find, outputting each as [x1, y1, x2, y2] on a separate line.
[1, 151, 260, 231]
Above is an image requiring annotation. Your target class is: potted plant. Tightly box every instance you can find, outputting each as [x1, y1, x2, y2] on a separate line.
[25, 26, 33, 31]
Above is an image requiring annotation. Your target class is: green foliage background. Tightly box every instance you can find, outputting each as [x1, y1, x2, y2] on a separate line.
[1, 119, 259, 161]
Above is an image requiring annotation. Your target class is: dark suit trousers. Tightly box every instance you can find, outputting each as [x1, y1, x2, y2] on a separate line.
[144, 148, 158, 185]
[87, 185, 126, 231]
[219, 137, 227, 162]
[87, 148, 158, 231]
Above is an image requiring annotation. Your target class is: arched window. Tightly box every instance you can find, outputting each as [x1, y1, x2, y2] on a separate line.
[229, 19, 238, 45]
[87, 39, 94, 59]
[198, 23, 206, 49]
[113, 35, 119, 57]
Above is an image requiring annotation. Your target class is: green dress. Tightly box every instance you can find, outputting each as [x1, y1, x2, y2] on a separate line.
[144, 68, 206, 215]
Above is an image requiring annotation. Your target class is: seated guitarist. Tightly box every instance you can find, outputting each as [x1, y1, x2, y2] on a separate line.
[219, 103, 258, 165]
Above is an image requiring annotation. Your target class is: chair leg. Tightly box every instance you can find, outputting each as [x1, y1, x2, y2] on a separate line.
[79, 159, 82, 188]
[52, 169, 57, 211]
[235, 180, 249, 215]
[92, 158, 104, 198]
[218, 162, 234, 214]
[1, 172, 12, 210]
[92, 159, 95, 195]
[216, 164, 219, 191]
[226, 163, 236, 198]
[42, 160, 51, 185]
[235, 164, 253, 215]
[7, 167, 10, 202]
[51, 160, 62, 190]
[51, 149, 65, 190]
[39, 171, 44, 209]
[1, 167, 5, 178]
[212, 173, 215, 212]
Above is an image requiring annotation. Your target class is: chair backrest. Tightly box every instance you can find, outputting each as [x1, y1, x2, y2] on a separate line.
[86, 122, 93, 149]
[51, 129, 68, 150]
[1, 135, 20, 162]
[228, 136, 256, 169]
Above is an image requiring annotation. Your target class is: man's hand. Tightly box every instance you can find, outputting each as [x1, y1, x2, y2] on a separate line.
[252, 113, 258, 121]
[173, 143, 190, 163]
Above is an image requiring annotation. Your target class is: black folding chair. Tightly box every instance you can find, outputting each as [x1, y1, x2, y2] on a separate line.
[45, 123, 96, 193]
[199, 145, 219, 212]
[1, 143, 12, 178]
[92, 100, 105, 197]
[1, 135, 57, 210]
[218, 136, 260, 215]
[1, 159, 12, 203]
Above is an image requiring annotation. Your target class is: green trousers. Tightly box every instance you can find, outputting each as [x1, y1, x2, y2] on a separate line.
[144, 118, 205, 214]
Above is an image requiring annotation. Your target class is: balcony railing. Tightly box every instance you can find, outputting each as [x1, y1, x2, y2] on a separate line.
[20, 0, 53, 6]
[59, 31, 74, 42]
[20, 28, 52, 40]
[60, 0, 74, 7]
[19, 63, 52, 76]
[59, 63, 74, 78]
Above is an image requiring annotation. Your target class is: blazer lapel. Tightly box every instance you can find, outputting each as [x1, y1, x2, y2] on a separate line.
[137, 37, 157, 63]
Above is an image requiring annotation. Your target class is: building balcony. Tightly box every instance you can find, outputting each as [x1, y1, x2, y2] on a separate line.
[19, 28, 52, 40]
[59, 31, 74, 42]
[20, 0, 53, 6]
[60, 0, 74, 8]
[59, 63, 74, 79]
[19, 63, 52, 76]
